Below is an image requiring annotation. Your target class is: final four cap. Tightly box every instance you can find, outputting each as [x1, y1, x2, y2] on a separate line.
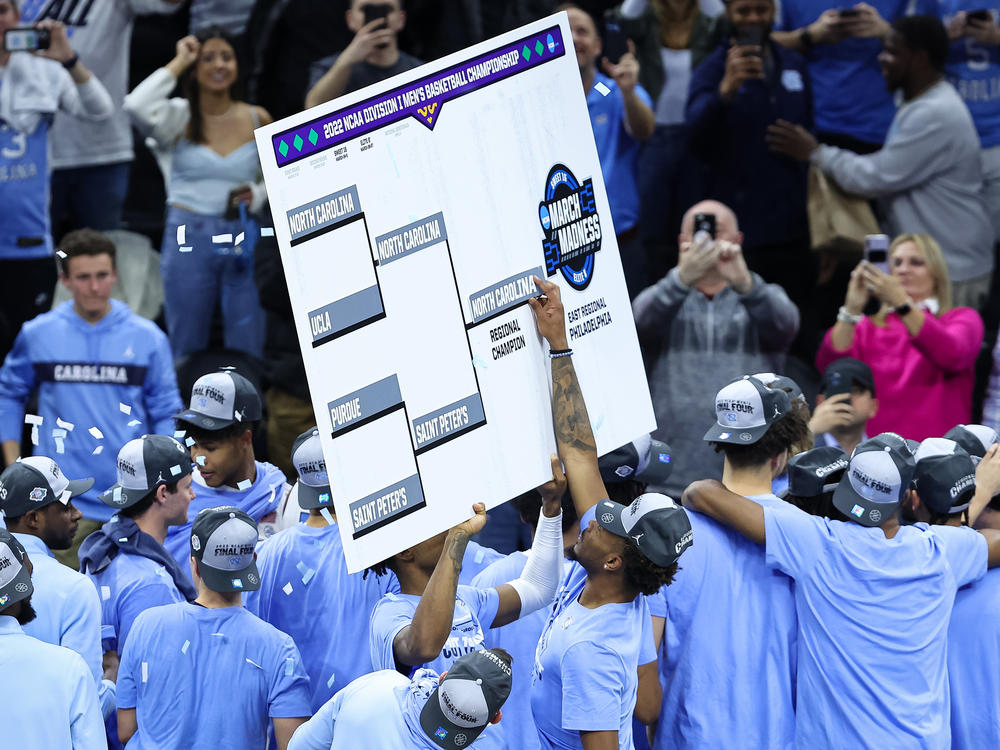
[703, 375, 791, 445]
[419, 649, 513, 749]
[190, 506, 260, 592]
[913, 438, 977, 515]
[598, 434, 673, 485]
[99, 435, 192, 509]
[820, 357, 875, 397]
[780, 446, 849, 499]
[291, 427, 332, 509]
[595, 493, 693, 566]
[0, 456, 93, 517]
[832, 433, 915, 527]
[0, 530, 33, 610]
[944, 424, 999, 460]
[174, 370, 262, 431]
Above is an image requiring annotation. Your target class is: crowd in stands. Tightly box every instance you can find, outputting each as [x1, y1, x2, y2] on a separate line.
[1, 0, 1000, 747]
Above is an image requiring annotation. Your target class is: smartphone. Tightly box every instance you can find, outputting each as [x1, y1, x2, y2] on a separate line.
[362, 2, 393, 26]
[3, 28, 51, 52]
[735, 26, 766, 56]
[694, 213, 717, 240]
[967, 9, 993, 22]
[864, 234, 890, 273]
[838, 8, 861, 17]
[224, 186, 251, 221]
[603, 22, 630, 64]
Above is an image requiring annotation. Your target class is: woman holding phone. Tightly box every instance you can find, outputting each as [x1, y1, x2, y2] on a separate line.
[817, 234, 983, 440]
[124, 27, 271, 361]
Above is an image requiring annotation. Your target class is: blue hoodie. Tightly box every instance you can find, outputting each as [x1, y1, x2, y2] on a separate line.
[164, 461, 288, 584]
[0, 300, 183, 520]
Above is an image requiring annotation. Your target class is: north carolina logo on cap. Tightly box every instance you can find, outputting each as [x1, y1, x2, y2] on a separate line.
[614, 465, 633, 478]
[29, 487, 47, 503]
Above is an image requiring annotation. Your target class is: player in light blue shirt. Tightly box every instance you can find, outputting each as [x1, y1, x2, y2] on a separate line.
[367, 455, 566, 680]
[245, 427, 399, 709]
[117, 506, 311, 749]
[0, 456, 116, 717]
[528, 277, 690, 750]
[0, 530, 105, 750]
[684, 433, 1000, 749]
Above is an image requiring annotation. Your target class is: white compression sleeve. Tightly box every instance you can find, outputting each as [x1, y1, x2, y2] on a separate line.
[508, 511, 564, 618]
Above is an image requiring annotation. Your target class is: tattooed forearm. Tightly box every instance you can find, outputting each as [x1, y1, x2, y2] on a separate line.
[446, 532, 470, 575]
[551, 355, 597, 455]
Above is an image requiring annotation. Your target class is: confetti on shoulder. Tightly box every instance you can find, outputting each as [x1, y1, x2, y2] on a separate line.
[127, 419, 141, 427]
[237, 479, 252, 491]
[594, 81, 611, 97]
[92, 445, 104, 455]
[119, 403, 132, 415]
[56, 418, 74, 431]
[24, 414, 43, 425]
[282, 582, 293, 595]
[89, 426, 103, 439]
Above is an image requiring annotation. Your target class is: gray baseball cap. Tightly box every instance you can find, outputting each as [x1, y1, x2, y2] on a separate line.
[0, 457, 93, 517]
[704, 376, 791, 445]
[190, 506, 260, 592]
[175, 370, 262, 431]
[599, 435, 673, 486]
[944, 424, 999, 460]
[0, 530, 33, 611]
[913, 438, 976, 515]
[595, 493, 693, 567]
[419, 649, 513, 749]
[290, 428, 333, 510]
[100, 435, 193, 509]
[832, 433, 915, 527]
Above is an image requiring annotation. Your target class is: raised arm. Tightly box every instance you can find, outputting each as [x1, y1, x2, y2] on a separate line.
[529, 277, 609, 517]
[681, 479, 766, 544]
[391, 504, 486, 668]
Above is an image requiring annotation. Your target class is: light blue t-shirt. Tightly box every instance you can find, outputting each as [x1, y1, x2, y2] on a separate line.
[245, 522, 398, 709]
[936, 1, 1000, 146]
[530, 545, 654, 750]
[586, 72, 653, 234]
[369, 584, 500, 677]
[654, 493, 797, 750]
[764, 505, 988, 749]
[87, 550, 186, 654]
[949, 567, 1000, 749]
[461, 540, 506, 585]
[118, 602, 312, 749]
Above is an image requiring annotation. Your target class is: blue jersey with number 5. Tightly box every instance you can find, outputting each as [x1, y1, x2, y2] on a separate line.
[938, 2, 1000, 146]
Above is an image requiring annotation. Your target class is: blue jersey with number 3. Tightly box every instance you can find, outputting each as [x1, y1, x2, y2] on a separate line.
[0, 115, 53, 259]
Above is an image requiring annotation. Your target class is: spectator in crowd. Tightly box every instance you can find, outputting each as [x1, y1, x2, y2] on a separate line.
[367, 460, 563, 680]
[528, 276, 686, 749]
[117, 507, 312, 749]
[305, 0, 422, 108]
[772, 2, 907, 151]
[166, 370, 289, 582]
[79, 436, 198, 659]
[246, 428, 398, 710]
[287, 648, 513, 750]
[686, 0, 814, 303]
[124, 29, 271, 362]
[649, 375, 807, 750]
[683, 434, 1000, 748]
[808, 357, 878, 455]
[611, 0, 724, 280]
[0, 10, 113, 360]
[562, 3, 655, 298]
[769, 15, 995, 309]
[816, 234, 983, 440]
[0, 457, 114, 717]
[0, 229, 183, 567]
[246, 0, 353, 121]
[20, 0, 183, 240]
[632, 201, 799, 500]
[941, 7, 1000, 239]
[0, 530, 105, 749]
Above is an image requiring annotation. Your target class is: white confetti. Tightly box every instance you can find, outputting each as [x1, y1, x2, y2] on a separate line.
[234, 232, 245, 246]
[245, 657, 263, 670]
[594, 81, 611, 97]
[260, 227, 275, 237]
[141, 662, 148, 683]
[186, 437, 196, 447]
[100, 585, 111, 601]
[92, 445, 104, 455]
[181, 640, 190, 654]
[119, 403, 132, 415]
[179, 246, 193, 253]
[234, 411, 242, 422]
[327, 673, 336, 688]
[285, 658, 295, 676]
[55, 418, 74, 431]
[52, 428, 67, 438]
[56, 250, 67, 259]
[212, 233, 233, 244]
[196, 455, 206, 466]
[127, 419, 141, 427]
[113, 487, 122, 503]
[170, 464, 182, 476]
[237, 479, 252, 491]
[54, 437, 64, 454]
[173, 430, 186, 439]
[282, 582, 293, 595]
[320, 508, 334, 524]
[89, 426, 103, 439]
[24, 414, 43, 425]
[30, 426, 39, 446]
[176, 225, 186, 245]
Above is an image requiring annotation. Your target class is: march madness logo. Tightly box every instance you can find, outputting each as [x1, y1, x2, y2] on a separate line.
[539, 164, 602, 290]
